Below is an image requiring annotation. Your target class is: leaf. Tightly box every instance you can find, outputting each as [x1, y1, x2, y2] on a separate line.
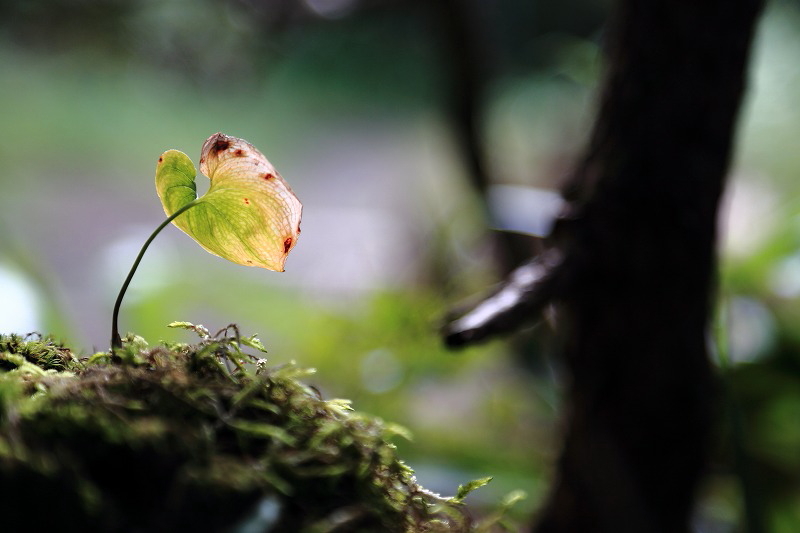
[228, 419, 297, 446]
[453, 476, 493, 502]
[239, 334, 268, 354]
[325, 398, 354, 414]
[167, 321, 210, 339]
[382, 422, 413, 442]
[155, 133, 302, 272]
[499, 489, 527, 509]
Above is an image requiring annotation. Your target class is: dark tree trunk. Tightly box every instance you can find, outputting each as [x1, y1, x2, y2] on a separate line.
[533, 1, 764, 532]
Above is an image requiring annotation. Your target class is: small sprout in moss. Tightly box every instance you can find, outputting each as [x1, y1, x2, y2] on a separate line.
[383, 422, 414, 442]
[475, 490, 529, 532]
[500, 489, 527, 509]
[168, 321, 211, 339]
[111, 133, 302, 350]
[325, 398, 354, 414]
[239, 334, 268, 354]
[454, 476, 494, 503]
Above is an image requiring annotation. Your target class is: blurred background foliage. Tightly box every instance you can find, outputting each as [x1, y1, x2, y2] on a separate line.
[0, 0, 799, 529]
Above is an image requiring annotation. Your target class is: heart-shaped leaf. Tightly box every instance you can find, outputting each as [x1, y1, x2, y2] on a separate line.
[155, 133, 302, 271]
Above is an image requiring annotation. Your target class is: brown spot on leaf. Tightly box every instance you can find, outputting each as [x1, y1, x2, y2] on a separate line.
[158, 156, 163, 163]
[263, 173, 274, 180]
[283, 237, 293, 253]
[243, 198, 250, 205]
[212, 139, 230, 153]
[234, 149, 245, 157]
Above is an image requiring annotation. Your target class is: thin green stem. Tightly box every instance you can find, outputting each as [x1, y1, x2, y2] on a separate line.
[111, 201, 200, 350]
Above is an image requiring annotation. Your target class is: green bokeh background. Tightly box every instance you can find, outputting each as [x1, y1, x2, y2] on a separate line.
[1, 1, 800, 529]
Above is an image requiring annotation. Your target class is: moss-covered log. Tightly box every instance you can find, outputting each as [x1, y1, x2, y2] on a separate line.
[0, 327, 507, 532]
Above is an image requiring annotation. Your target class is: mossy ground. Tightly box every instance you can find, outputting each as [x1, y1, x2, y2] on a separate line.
[0, 326, 520, 532]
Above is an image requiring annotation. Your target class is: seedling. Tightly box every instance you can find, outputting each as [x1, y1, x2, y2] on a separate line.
[111, 132, 302, 349]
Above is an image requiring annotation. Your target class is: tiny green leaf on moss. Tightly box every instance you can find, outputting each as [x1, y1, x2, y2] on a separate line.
[383, 422, 414, 442]
[454, 476, 493, 503]
[326, 398, 354, 413]
[227, 419, 296, 446]
[500, 489, 527, 508]
[168, 321, 211, 339]
[239, 335, 268, 354]
[167, 321, 196, 330]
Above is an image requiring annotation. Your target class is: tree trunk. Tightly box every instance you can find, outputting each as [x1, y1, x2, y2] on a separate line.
[534, 1, 764, 532]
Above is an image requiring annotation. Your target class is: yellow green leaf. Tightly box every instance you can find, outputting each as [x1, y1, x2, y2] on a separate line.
[155, 133, 302, 271]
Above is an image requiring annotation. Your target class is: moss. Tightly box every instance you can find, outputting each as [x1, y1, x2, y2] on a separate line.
[0, 327, 515, 532]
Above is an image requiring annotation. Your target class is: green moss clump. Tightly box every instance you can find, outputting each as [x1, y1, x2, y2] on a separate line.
[0, 327, 507, 532]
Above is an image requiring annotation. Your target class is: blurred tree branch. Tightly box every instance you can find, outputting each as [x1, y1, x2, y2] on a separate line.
[445, 0, 765, 530]
[443, 250, 565, 347]
[432, 0, 536, 273]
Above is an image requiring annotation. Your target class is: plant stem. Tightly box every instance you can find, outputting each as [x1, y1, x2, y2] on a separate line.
[111, 201, 200, 350]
